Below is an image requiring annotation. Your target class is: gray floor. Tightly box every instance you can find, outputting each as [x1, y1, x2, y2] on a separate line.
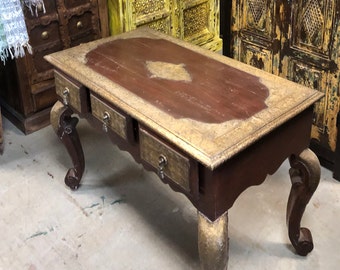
[0, 116, 339, 270]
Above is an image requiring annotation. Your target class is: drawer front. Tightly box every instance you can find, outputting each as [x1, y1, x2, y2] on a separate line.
[90, 95, 127, 140]
[68, 12, 100, 47]
[29, 21, 61, 47]
[54, 70, 88, 113]
[139, 128, 190, 191]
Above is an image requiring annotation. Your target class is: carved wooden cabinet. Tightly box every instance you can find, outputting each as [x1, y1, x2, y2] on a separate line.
[108, 0, 222, 51]
[0, 0, 108, 134]
[228, 0, 340, 178]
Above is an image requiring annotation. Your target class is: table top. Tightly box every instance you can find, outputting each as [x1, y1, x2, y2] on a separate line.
[45, 28, 323, 169]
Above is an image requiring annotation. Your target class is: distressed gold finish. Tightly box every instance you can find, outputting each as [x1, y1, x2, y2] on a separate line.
[107, 0, 221, 51]
[146, 61, 192, 82]
[54, 71, 87, 113]
[90, 95, 128, 140]
[140, 128, 190, 191]
[198, 211, 229, 270]
[232, 0, 340, 156]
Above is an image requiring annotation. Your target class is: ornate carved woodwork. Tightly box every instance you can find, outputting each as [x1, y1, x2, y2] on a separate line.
[107, 0, 222, 51]
[0, 0, 108, 134]
[46, 29, 323, 268]
[229, 0, 340, 179]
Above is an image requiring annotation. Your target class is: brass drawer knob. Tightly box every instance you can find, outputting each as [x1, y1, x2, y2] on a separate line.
[158, 155, 168, 179]
[41, 31, 49, 40]
[76, 21, 83, 29]
[102, 111, 110, 132]
[62, 87, 70, 105]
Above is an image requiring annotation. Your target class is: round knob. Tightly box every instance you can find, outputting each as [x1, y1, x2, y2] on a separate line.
[41, 31, 49, 40]
[76, 21, 83, 29]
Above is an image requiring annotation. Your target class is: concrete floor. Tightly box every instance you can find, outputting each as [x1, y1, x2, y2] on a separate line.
[0, 116, 339, 270]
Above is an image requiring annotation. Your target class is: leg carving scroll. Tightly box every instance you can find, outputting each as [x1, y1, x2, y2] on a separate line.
[287, 148, 320, 256]
[198, 211, 229, 270]
[51, 101, 85, 190]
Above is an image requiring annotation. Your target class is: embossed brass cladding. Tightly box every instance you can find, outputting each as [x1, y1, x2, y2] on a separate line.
[90, 95, 128, 140]
[198, 211, 229, 270]
[54, 70, 89, 114]
[139, 128, 190, 192]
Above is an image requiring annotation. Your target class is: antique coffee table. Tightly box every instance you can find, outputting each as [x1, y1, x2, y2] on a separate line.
[45, 28, 323, 270]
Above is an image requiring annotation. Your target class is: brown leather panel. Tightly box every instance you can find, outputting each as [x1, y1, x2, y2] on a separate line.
[85, 37, 268, 123]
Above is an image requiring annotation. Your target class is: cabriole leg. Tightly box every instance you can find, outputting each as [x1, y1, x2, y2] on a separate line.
[198, 211, 229, 270]
[287, 148, 320, 256]
[50, 101, 85, 190]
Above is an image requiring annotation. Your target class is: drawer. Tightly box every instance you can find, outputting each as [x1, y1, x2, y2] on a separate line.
[139, 128, 190, 191]
[29, 21, 61, 47]
[30, 43, 63, 81]
[90, 95, 128, 140]
[68, 12, 100, 46]
[54, 70, 89, 113]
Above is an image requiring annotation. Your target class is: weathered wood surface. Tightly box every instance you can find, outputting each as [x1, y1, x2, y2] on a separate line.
[45, 28, 323, 169]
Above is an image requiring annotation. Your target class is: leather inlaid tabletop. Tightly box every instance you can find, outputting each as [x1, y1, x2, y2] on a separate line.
[85, 38, 269, 123]
[45, 28, 323, 168]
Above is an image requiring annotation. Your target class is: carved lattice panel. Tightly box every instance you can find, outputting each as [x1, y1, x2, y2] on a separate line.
[241, 0, 273, 38]
[108, 0, 221, 51]
[180, 0, 221, 50]
[292, 0, 334, 55]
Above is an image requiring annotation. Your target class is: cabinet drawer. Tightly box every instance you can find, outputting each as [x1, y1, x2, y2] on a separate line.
[54, 70, 89, 113]
[29, 21, 61, 47]
[90, 95, 127, 140]
[68, 12, 99, 46]
[139, 128, 190, 191]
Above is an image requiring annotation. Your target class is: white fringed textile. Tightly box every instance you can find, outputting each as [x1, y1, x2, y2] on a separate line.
[0, 0, 45, 64]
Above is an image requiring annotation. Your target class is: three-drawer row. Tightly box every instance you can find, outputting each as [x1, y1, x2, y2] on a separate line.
[54, 70, 191, 193]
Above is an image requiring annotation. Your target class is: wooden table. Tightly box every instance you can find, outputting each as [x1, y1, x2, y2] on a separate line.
[45, 28, 323, 270]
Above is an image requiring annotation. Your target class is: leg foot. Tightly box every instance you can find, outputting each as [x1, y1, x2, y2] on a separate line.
[198, 211, 228, 270]
[287, 148, 320, 256]
[51, 101, 85, 190]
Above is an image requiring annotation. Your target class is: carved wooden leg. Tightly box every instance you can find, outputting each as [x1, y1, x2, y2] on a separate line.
[50, 101, 85, 190]
[198, 211, 229, 270]
[287, 148, 320, 256]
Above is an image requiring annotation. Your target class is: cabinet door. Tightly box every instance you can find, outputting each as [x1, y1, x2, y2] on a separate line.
[231, 0, 339, 155]
[109, 0, 173, 35]
[177, 0, 221, 51]
[280, 0, 339, 153]
[231, 0, 280, 74]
